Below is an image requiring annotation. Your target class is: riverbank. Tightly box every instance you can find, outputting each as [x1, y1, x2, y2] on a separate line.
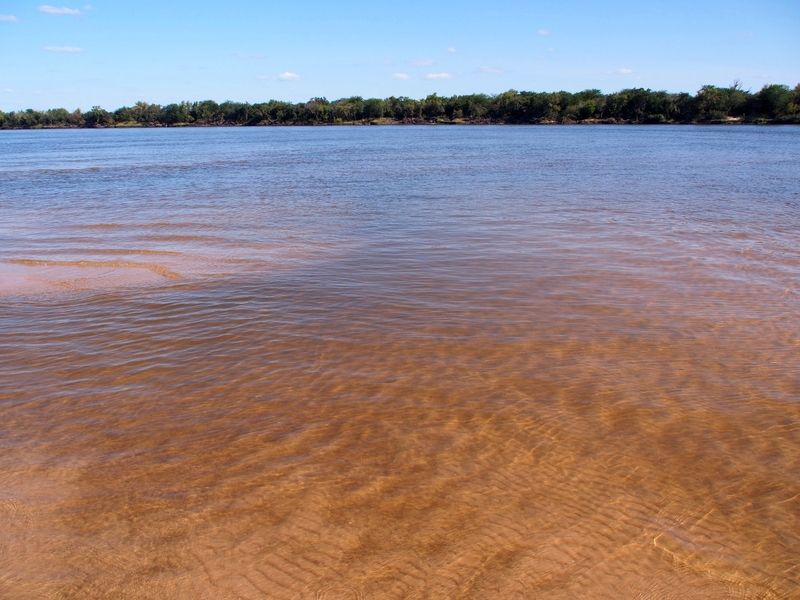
[4, 117, 799, 129]
[3, 84, 798, 129]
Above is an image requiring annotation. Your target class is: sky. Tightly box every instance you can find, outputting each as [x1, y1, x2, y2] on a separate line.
[1, 1, 798, 111]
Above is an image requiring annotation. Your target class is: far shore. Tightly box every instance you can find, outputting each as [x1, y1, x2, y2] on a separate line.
[3, 84, 799, 129]
[3, 117, 797, 131]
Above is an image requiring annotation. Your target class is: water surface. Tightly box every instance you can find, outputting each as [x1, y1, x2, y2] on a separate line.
[1, 126, 799, 599]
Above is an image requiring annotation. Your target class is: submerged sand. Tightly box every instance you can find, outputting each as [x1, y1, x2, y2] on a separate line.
[0, 259, 178, 295]
[2, 251, 798, 598]
[2, 125, 798, 599]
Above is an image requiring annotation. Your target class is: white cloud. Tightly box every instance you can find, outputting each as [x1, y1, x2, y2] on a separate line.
[0, 14, 18, 22]
[447, 47, 457, 54]
[44, 45, 83, 53]
[277, 71, 301, 81]
[615, 67, 633, 74]
[39, 5, 81, 15]
[537, 28, 551, 36]
[411, 58, 434, 67]
[479, 66, 505, 74]
[424, 72, 452, 80]
[392, 72, 410, 80]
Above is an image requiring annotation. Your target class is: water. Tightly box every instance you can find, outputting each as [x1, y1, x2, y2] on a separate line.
[1, 125, 798, 599]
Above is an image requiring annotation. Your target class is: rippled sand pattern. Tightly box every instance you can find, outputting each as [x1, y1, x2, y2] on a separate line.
[1, 126, 799, 598]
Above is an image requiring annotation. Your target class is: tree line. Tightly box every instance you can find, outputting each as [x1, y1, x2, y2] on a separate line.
[2, 83, 799, 128]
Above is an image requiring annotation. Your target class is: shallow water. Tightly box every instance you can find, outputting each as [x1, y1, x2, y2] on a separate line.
[1, 125, 799, 599]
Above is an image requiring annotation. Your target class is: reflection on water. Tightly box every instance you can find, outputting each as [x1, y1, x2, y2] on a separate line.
[1, 126, 799, 598]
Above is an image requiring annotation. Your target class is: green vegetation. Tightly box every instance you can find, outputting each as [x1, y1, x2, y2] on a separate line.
[2, 83, 799, 128]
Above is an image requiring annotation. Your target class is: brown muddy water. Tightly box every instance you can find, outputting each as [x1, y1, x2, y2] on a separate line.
[1, 126, 799, 599]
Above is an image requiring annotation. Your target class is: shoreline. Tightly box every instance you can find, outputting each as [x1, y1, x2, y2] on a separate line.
[2, 118, 797, 130]
[4, 84, 798, 128]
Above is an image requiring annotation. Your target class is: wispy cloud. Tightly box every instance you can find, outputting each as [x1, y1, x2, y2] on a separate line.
[537, 28, 551, 36]
[277, 71, 301, 81]
[392, 72, 410, 80]
[44, 45, 83, 53]
[447, 47, 457, 54]
[411, 58, 434, 67]
[0, 14, 18, 22]
[615, 67, 633, 74]
[39, 5, 81, 15]
[424, 72, 452, 80]
[478, 66, 505, 74]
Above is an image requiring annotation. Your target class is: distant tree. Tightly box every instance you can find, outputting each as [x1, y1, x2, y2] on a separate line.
[565, 89, 604, 121]
[304, 97, 332, 123]
[755, 84, 792, 120]
[387, 96, 420, 121]
[18, 109, 42, 127]
[132, 101, 161, 124]
[363, 98, 386, 120]
[42, 108, 71, 126]
[4, 83, 800, 128]
[788, 84, 800, 120]
[114, 106, 135, 123]
[162, 102, 192, 125]
[84, 105, 112, 127]
[333, 96, 365, 122]
[490, 90, 522, 121]
[266, 100, 295, 123]
[422, 94, 444, 120]
[217, 101, 248, 124]
[461, 94, 490, 120]
[726, 81, 749, 117]
[695, 85, 735, 121]
[190, 100, 219, 123]
[671, 93, 695, 122]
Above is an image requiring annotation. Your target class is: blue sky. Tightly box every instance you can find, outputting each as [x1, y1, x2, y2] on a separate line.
[1, 1, 798, 110]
